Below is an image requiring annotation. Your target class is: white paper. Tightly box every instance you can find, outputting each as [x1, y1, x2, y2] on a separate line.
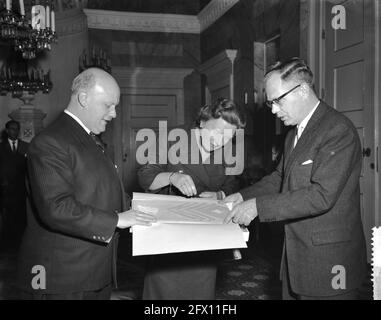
[132, 223, 247, 256]
[132, 192, 230, 224]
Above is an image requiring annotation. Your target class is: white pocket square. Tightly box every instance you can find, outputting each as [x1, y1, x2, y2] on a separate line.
[302, 160, 313, 165]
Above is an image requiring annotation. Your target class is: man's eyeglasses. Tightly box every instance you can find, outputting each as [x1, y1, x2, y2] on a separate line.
[265, 84, 301, 108]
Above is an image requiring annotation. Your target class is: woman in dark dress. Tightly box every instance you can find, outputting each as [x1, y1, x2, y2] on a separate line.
[138, 98, 245, 300]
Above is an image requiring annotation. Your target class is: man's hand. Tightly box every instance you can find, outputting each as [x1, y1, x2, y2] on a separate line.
[117, 210, 157, 229]
[170, 173, 197, 197]
[224, 198, 258, 226]
[223, 192, 244, 208]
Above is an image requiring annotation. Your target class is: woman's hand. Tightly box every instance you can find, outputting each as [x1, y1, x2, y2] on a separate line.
[199, 191, 218, 199]
[170, 172, 197, 197]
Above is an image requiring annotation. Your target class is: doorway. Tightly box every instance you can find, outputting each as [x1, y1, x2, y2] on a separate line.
[318, 0, 378, 260]
[111, 67, 192, 195]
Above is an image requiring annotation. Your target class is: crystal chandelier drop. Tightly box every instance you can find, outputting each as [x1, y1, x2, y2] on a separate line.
[0, 0, 58, 59]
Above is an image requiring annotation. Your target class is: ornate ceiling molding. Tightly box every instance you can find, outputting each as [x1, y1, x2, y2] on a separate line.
[198, 0, 239, 32]
[84, 9, 200, 34]
[83, 0, 240, 34]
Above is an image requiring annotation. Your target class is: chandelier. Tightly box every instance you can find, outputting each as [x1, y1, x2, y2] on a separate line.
[0, 63, 52, 97]
[0, 0, 57, 59]
[79, 47, 112, 74]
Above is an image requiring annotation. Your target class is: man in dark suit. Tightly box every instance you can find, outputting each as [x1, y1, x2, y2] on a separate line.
[225, 58, 367, 300]
[17, 68, 156, 300]
[0, 120, 29, 252]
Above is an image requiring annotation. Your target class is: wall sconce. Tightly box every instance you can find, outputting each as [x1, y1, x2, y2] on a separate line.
[78, 46, 111, 74]
[0, 63, 52, 97]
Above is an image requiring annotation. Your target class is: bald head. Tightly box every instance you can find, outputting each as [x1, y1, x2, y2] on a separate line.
[68, 68, 120, 134]
[71, 68, 119, 97]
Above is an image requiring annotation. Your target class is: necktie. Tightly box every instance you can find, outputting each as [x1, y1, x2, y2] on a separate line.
[294, 125, 306, 148]
[90, 132, 105, 152]
[293, 127, 299, 148]
[12, 141, 17, 153]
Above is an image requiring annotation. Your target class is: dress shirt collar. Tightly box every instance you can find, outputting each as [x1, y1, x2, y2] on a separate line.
[297, 100, 320, 137]
[8, 138, 18, 149]
[64, 109, 91, 135]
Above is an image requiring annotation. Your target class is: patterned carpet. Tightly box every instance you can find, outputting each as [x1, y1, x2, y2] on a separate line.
[111, 248, 282, 300]
[215, 253, 281, 300]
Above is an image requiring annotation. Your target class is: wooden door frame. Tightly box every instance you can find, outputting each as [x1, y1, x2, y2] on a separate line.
[200, 49, 237, 104]
[112, 67, 193, 180]
[305, 0, 380, 228]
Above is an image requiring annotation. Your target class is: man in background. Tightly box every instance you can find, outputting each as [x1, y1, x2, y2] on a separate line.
[0, 120, 29, 252]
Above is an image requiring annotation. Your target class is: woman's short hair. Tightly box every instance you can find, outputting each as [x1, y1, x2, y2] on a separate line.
[196, 98, 246, 129]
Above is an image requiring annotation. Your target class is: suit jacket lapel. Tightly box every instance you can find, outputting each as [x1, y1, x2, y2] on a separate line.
[60, 113, 125, 209]
[284, 102, 328, 177]
[5, 141, 12, 153]
[61, 113, 90, 140]
[284, 127, 296, 165]
[60, 113, 101, 152]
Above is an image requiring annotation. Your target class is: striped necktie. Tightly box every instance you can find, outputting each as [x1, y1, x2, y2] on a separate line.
[90, 132, 105, 152]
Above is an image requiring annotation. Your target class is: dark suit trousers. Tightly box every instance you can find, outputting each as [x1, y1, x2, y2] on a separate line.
[19, 284, 112, 300]
[281, 255, 359, 300]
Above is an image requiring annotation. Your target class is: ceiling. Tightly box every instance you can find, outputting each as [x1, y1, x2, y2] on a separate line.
[87, 0, 213, 15]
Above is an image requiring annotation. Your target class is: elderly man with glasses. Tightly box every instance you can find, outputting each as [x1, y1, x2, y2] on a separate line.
[224, 58, 367, 300]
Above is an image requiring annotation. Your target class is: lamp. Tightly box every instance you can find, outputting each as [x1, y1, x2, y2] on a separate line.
[0, 0, 57, 59]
